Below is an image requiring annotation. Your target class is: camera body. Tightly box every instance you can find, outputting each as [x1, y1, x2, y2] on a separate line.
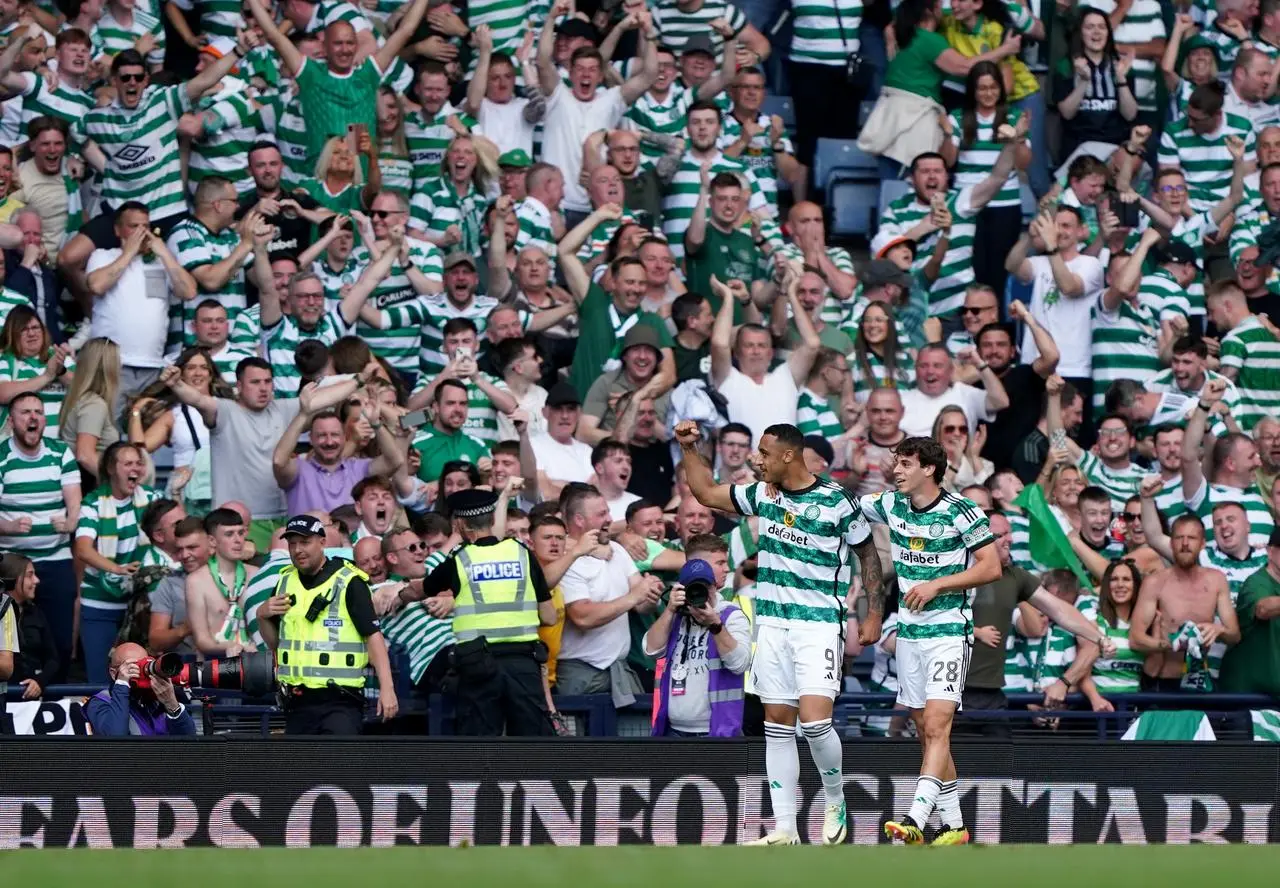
[679, 580, 712, 614]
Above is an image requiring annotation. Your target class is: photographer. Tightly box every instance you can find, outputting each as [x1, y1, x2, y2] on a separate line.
[84, 642, 197, 736]
[645, 535, 751, 737]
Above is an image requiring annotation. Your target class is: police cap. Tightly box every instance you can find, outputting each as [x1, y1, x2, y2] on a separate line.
[447, 489, 499, 518]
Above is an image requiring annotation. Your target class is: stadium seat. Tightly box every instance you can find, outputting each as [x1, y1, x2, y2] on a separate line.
[829, 176, 879, 237]
[878, 178, 913, 217]
[761, 94, 796, 133]
[813, 138, 878, 192]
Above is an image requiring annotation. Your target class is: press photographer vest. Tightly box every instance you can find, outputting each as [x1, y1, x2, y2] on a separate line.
[452, 538, 540, 644]
[276, 561, 369, 689]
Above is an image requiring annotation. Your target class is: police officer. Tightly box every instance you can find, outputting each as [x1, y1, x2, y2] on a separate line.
[405, 489, 556, 736]
[258, 515, 398, 734]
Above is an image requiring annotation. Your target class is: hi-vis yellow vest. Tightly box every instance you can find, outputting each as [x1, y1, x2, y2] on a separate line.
[276, 561, 369, 689]
[452, 538, 540, 644]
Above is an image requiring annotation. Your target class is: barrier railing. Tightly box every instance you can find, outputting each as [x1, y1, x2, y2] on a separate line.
[8, 685, 1278, 738]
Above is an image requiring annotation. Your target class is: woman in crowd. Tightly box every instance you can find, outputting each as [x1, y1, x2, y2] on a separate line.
[849, 302, 915, 400]
[859, 0, 1023, 176]
[0, 306, 72, 436]
[933, 406, 994, 489]
[413, 135, 495, 258]
[1, 552, 59, 700]
[1053, 7, 1137, 174]
[1077, 559, 1145, 711]
[434, 460, 481, 516]
[58, 337, 120, 484]
[376, 86, 413, 197]
[1161, 17, 1219, 113]
[297, 133, 379, 215]
[125, 347, 232, 514]
[1040, 455, 1085, 533]
[939, 61, 1030, 295]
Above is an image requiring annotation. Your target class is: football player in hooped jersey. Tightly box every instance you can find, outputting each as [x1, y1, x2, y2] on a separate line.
[675, 419, 884, 847]
[862, 436, 1002, 847]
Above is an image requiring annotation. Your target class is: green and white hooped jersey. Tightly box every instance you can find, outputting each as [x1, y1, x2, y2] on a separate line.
[166, 216, 250, 347]
[1076, 596, 1144, 693]
[945, 107, 1024, 209]
[17, 72, 94, 136]
[166, 0, 241, 40]
[313, 254, 367, 312]
[0, 352, 73, 437]
[729, 478, 871, 627]
[879, 186, 979, 318]
[1090, 294, 1161, 417]
[75, 487, 160, 608]
[1157, 112, 1256, 214]
[860, 490, 994, 641]
[189, 77, 263, 195]
[0, 437, 80, 562]
[719, 111, 794, 211]
[1185, 478, 1275, 550]
[772, 242, 854, 326]
[1218, 314, 1280, 431]
[351, 240, 444, 375]
[74, 84, 192, 221]
[1078, 450, 1146, 515]
[1201, 543, 1267, 677]
[262, 309, 354, 398]
[789, 0, 862, 63]
[796, 387, 843, 440]
[624, 84, 694, 166]
[661, 150, 768, 263]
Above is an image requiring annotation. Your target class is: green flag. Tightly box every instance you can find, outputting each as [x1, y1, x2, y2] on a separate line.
[1012, 482, 1092, 588]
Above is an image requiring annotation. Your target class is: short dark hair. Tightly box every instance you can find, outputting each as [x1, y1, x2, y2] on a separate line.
[114, 201, 148, 222]
[720, 422, 752, 442]
[625, 498, 661, 522]
[435, 377, 468, 402]
[530, 513, 567, 534]
[235, 356, 272, 379]
[1189, 80, 1226, 115]
[195, 298, 226, 318]
[761, 423, 804, 452]
[352, 474, 395, 501]
[203, 507, 245, 533]
[110, 49, 147, 75]
[671, 293, 708, 332]
[1078, 486, 1112, 510]
[442, 317, 478, 337]
[685, 532, 728, 560]
[528, 501, 562, 523]
[975, 322, 1015, 348]
[409, 510, 451, 538]
[295, 339, 329, 381]
[561, 483, 602, 522]
[140, 498, 181, 539]
[1098, 412, 1132, 434]
[687, 99, 722, 120]
[893, 436, 948, 483]
[248, 140, 281, 160]
[910, 152, 946, 173]
[710, 171, 742, 192]
[496, 336, 536, 375]
[1172, 336, 1208, 359]
[591, 440, 629, 467]
[8, 391, 43, 413]
[490, 439, 520, 459]
[329, 336, 372, 375]
[56, 27, 92, 49]
[172, 516, 206, 539]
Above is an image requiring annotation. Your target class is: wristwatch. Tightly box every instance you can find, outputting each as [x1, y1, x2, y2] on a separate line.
[709, 622, 724, 636]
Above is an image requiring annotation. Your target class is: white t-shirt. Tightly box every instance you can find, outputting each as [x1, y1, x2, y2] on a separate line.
[1021, 253, 1105, 378]
[496, 384, 548, 441]
[899, 382, 994, 438]
[558, 540, 637, 669]
[85, 248, 173, 368]
[529, 431, 593, 484]
[543, 83, 628, 212]
[717, 364, 799, 446]
[607, 490, 640, 521]
[477, 96, 536, 157]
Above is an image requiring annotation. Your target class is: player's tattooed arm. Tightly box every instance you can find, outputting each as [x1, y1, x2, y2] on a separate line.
[854, 538, 884, 616]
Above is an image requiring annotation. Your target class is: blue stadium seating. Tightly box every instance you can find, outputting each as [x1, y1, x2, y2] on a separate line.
[1020, 181, 1038, 222]
[878, 178, 913, 217]
[829, 177, 879, 237]
[761, 94, 796, 134]
[813, 138, 877, 192]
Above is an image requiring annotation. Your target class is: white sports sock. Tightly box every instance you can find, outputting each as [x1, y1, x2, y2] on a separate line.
[936, 781, 963, 830]
[906, 775, 942, 829]
[763, 721, 800, 835]
[800, 719, 845, 806]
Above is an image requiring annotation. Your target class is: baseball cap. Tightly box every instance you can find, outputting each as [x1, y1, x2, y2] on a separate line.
[682, 34, 716, 58]
[859, 258, 913, 290]
[871, 230, 917, 260]
[444, 250, 477, 271]
[283, 515, 325, 539]
[546, 381, 582, 408]
[678, 558, 716, 588]
[1155, 241, 1199, 267]
[498, 148, 532, 169]
[803, 435, 835, 467]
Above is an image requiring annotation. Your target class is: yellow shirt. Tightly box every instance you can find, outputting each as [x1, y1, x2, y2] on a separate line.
[539, 585, 565, 686]
[0, 194, 24, 224]
[940, 15, 1039, 102]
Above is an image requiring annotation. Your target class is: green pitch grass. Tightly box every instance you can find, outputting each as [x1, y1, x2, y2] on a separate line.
[6, 845, 1280, 887]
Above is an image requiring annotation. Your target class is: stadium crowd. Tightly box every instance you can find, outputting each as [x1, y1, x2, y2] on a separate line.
[0, 0, 1279, 738]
